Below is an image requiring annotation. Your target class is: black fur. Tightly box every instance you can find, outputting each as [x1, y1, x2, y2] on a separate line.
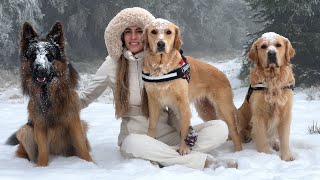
[6, 121, 33, 146]
[6, 132, 19, 146]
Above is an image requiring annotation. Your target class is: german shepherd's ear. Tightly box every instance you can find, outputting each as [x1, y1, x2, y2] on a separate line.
[174, 25, 182, 50]
[47, 21, 64, 47]
[284, 38, 295, 65]
[143, 27, 150, 50]
[21, 22, 38, 49]
[247, 41, 260, 66]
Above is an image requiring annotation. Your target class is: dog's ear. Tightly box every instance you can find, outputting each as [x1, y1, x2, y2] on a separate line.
[143, 27, 150, 50]
[21, 22, 38, 49]
[284, 38, 295, 65]
[174, 25, 182, 50]
[247, 41, 260, 66]
[47, 21, 64, 47]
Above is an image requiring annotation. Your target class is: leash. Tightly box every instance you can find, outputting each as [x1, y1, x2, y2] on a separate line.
[245, 83, 295, 102]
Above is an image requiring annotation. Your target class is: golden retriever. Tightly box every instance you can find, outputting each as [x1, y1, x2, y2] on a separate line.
[142, 19, 242, 155]
[238, 32, 295, 161]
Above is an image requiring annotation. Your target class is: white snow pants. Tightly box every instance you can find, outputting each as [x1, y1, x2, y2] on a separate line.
[120, 120, 228, 169]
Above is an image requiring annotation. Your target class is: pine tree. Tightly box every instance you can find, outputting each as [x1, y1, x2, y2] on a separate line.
[240, 0, 320, 87]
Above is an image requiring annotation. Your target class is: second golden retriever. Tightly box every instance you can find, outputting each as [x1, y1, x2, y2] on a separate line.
[142, 19, 242, 155]
[238, 32, 295, 161]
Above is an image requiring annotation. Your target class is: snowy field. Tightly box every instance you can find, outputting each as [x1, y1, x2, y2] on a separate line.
[1, 59, 320, 180]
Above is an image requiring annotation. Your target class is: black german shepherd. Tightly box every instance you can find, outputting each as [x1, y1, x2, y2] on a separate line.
[6, 22, 92, 166]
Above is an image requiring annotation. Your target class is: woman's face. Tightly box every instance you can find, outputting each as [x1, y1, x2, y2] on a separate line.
[123, 26, 144, 54]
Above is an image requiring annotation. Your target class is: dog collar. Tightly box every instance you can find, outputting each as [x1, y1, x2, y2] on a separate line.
[245, 83, 295, 102]
[142, 57, 190, 83]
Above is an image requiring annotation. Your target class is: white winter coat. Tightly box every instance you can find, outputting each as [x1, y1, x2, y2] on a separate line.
[79, 55, 180, 146]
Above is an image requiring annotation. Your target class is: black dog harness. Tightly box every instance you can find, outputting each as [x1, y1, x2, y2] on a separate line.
[142, 52, 190, 83]
[245, 83, 295, 102]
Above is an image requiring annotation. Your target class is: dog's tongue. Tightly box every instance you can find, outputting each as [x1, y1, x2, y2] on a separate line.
[36, 77, 46, 83]
[269, 63, 276, 67]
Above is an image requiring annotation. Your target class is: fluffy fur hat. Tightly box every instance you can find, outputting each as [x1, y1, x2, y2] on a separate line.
[105, 7, 155, 60]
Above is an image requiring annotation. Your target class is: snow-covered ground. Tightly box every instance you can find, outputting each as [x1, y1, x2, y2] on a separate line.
[1, 59, 320, 180]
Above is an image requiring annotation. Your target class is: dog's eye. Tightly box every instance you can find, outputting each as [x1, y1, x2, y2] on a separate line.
[276, 43, 282, 47]
[261, 44, 267, 49]
[166, 30, 172, 35]
[46, 54, 54, 62]
[25, 51, 36, 60]
[151, 30, 157, 35]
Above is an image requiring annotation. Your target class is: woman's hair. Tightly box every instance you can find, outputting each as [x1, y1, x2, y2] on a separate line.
[107, 7, 155, 118]
[121, 33, 125, 47]
[114, 54, 129, 119]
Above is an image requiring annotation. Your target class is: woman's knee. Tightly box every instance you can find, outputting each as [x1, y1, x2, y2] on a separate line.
[195, 120, 228, 137]
[205, 120, 228, 140]
[121, 134, 153, 155]
[193, 120, 229, 152]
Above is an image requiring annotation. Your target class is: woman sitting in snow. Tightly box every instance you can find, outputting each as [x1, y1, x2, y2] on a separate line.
[79, 7, 237, 170]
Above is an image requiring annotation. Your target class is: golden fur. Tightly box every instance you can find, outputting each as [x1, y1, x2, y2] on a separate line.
[15, 22, 92, 166]
[142, 19, 242, 154]
[238, 32, 295, 161]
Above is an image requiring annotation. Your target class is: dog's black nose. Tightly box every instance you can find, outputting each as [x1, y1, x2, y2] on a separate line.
[267, 51, 277, 65]
[34, 63, 52, 79]
[268, 51, 276, 58]
[35, 65, 47, 76]
[157, 41, 165, 51]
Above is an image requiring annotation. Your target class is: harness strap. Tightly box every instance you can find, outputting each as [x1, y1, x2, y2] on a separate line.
[142, 50, 190, 83]
[245, 83, 294, 102]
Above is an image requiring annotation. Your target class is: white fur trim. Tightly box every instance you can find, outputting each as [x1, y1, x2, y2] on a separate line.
[105, 7, 155, 60]
[123, 48, 145, 61]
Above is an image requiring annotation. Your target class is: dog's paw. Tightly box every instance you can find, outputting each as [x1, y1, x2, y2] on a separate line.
[240, 130, 252, 143]
[272, 142, 280, 151]
[147, 130, 156, 138]
[234, 144, 243, 152]
[243, 137, 252, 143]
[242, 134, 252, 143]
[281, 153, 295, 161]
[36, 161, 48, 167]
[177, 144, 191, 156]
[257, 146, 271, 154]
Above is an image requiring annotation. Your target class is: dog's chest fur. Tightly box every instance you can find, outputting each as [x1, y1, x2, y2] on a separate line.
[145, 79, 188, 106]
[250, 66, 294, 136]
[143, 51, 180, 76]
[251, 66, 294, 106]
[143, 50, 189, 106]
